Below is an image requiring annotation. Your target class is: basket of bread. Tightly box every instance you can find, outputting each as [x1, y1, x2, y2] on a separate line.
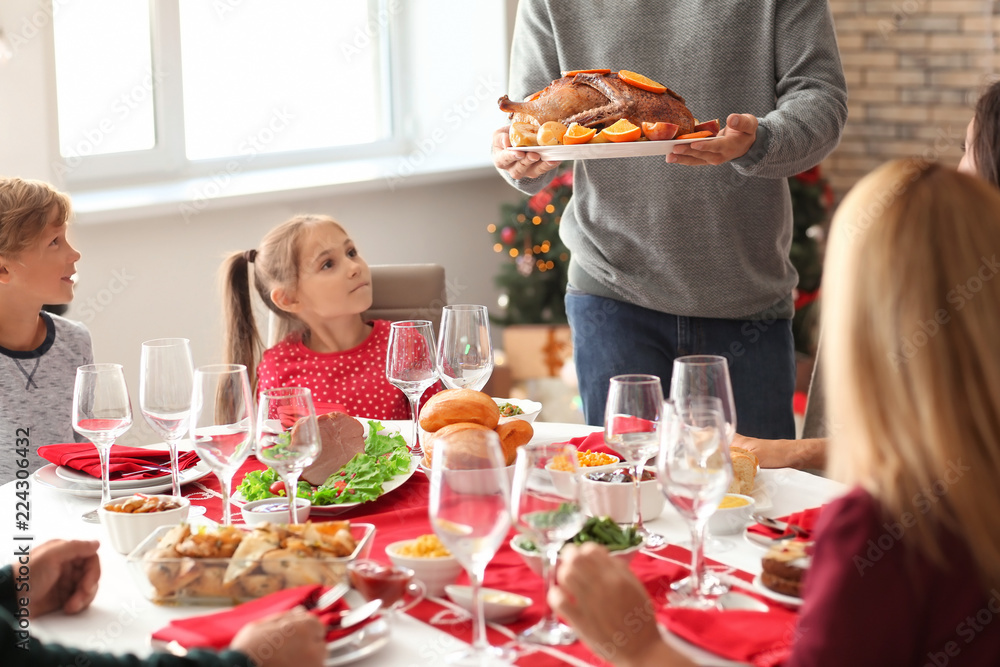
[419, 389, 534, 468]
[127, 520, 374, 604]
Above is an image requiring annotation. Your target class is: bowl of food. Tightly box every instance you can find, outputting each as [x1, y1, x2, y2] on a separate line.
[127, 520, 375, 603]
[509, 517, 644, 577]
[492, 397, 543, 423]
[579, 466, 665, 524]
[445, 585, 532, 624]
[385, 534, 463, 597]
[98, 494, 191, 554]
[240, 497, 311, 526]
[707, 493, 756, 536]
[545, 450, 622, 497]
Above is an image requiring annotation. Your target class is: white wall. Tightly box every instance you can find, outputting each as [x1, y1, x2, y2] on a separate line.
[0, 0, 523, 445]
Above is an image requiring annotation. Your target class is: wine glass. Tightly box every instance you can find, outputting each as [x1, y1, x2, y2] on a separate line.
[670, 355, 737, 443]
[386, 320, 438, 459]
[73, 364, 133, 523]
[604, 374, 666, 549]
[255, 387, 321, 524]
[140, 338, 194, 498]
[437, 304, 494, 391]
[428, 428, 513, 665]
[510, 441, 586, 646]
[658, 397, 733, 609]
[189, 364, 254, 526]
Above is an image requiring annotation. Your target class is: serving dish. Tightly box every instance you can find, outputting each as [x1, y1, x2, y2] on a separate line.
[521, 135, 711, 161]
[445, 585, 531, 624]
[99, 495, 191, 554]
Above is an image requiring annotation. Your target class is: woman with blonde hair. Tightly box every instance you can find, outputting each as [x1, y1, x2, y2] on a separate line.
[547, 161, 1000, 665]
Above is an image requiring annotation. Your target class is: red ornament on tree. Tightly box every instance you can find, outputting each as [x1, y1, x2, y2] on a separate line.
[501, 226, 517, 245]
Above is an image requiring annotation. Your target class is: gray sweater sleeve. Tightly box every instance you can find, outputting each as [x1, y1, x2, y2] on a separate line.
[731, 1, 848, 179]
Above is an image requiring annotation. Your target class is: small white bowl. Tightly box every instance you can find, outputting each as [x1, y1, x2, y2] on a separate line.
[445, 584, 532, 624]
[509, 533, 644, 577]
[240, 497, 311, 526]
[579, 466, 665, 524]
[492, 397, 543, 423]
[385, 539, 463, 597]
[98, 495, 191, 555]
[545, 453, 621, 498]
[707, 493, 756, 536]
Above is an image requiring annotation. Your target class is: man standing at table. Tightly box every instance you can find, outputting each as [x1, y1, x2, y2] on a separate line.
[492, 1, 847, 435]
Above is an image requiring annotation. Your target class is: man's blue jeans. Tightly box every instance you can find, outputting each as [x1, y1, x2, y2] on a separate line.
[566, 289, 796, 439]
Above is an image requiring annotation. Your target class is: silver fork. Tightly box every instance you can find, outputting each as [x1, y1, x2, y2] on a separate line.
[313, 582, 350, 612]
[752, 513, 807, 539]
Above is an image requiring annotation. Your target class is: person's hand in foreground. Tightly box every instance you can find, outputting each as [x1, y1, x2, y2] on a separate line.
[666, 113, 759, 166]
[733, 432, 828, 470]
[549, 543, 694, 667]
[492, 126, 562, 180]
[26, 539, 101, 617]
[231, 607, 326, 667]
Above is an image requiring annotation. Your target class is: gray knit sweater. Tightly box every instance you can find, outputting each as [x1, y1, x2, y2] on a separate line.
[502, 0, 848, 320]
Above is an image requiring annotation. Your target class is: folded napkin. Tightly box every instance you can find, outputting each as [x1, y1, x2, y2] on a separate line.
[152, 585, 372, 650]
[559, 432, 620, 459]
[38, 443, 201, 481]
[747, 506, 824, 542]
[658, 605, 797, 667]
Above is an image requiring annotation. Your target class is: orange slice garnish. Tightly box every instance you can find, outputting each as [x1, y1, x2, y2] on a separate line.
[590, 129, 610, 144]
[537, 121, 569, 146]
[618, 70, 667, 94]
[562, 68, 612, 77]
[563, 124, 597, 145]
[602, 119, 642, 143]
[675, 130, 715, 140]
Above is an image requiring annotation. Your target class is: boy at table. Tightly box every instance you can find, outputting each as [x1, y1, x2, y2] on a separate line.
[0, 178, 92, 485]
[1, 538, 326, 667]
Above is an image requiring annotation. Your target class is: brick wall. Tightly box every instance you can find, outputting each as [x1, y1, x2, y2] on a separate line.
[824, 0, 997, 199]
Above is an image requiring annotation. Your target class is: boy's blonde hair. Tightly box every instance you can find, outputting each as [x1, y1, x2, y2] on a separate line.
[0, 177, 73, 256]
[824, 159, 1000, 588]
[221, 214, 348, 390]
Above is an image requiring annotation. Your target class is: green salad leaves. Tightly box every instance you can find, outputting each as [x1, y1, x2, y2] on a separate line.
[518, 517, 642, 553]
[237, 420, 412, 506]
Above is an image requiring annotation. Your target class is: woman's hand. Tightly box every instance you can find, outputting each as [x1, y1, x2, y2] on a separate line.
[549, 543, 693, 666]
[26, 539, 101, 617]
[492, 127, 562, 180]
[231, 607, 326, 667]
[666, 113, 758, 166]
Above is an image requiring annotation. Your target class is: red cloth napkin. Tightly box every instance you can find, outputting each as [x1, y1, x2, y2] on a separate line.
[38, 443, 201, 481]
[659, 606, 797, 667]
[559, 432, 620, 459]
[152, 585, 374, 650]
[747, 506, 824, 541]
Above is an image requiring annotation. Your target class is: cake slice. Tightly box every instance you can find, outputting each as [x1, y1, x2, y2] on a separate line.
[761, 540, 811, 598]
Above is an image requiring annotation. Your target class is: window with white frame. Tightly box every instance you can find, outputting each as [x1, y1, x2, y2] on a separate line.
[52, 0, 392, 187]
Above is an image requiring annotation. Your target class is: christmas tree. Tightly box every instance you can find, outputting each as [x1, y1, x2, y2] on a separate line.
[788, 165, 833, 356]
[489, 168, 573, 325]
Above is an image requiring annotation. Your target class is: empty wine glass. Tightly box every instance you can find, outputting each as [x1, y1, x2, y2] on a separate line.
[658, 397, 732, 609]
[510, 441, 586, 646]
[73, 364, 133, 523]
[140, 338, 194, 497]
[255, 387, 321, 524]
[190, 364, 254, 526]
[428, 428, 513, 665]
[386, 320, 437, 459]
[604, 374, 666, 549]
[670, 355, 737, 443]
[437, 304, 494, 391]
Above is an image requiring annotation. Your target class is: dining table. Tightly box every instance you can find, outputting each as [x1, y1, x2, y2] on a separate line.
[4, 420, 846, 666]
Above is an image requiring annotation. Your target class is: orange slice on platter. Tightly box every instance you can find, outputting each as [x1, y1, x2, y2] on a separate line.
[537, 121, 569, 146]
[563, 124, 597, 145]
[602, 119, 642, 143]
[618, 70, 667, 94]
[675, 130, 715, 140]
[562, 68, 612, 77]
[590, 129, 611, 144]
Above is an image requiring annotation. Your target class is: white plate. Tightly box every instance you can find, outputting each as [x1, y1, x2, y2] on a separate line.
[751, 573, 804, 608]
[33, 462, 212, 499]
[55, 465, 173, 489]
[522, 136, 711, 161]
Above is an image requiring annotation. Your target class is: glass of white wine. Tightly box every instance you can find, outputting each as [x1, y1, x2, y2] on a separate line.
[255, 387, 321, 525]
[428, 428, 513, 666]
[140, 338, 193, 498]
[386, 320, 438, 459]
[437, 304, 494, 391]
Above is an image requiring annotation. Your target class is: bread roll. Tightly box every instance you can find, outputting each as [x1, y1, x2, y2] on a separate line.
[494, 417, 534, 465]
[419, 389, 500, 432]
[426, 422, 496, 469]
[728, 447, 758, 495]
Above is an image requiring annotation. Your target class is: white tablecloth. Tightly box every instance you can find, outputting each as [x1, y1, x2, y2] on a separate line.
[2, 422, 845, 665]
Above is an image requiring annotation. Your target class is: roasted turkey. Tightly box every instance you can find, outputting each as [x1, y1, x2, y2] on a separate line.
[498, 72, 696, 134]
